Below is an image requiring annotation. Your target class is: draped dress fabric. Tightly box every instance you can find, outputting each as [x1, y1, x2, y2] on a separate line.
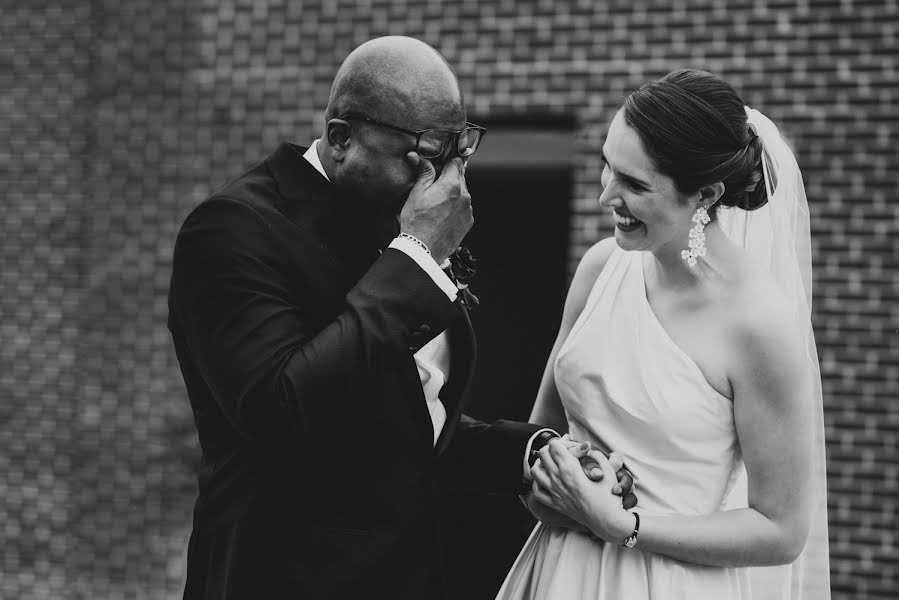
[497, 248, 753, 600]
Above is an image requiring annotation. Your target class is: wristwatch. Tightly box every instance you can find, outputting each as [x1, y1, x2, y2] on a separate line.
[622, 512, 640, 548]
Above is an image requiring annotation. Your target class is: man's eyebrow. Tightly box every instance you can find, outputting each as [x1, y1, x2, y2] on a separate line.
[600, 150, 651, 189]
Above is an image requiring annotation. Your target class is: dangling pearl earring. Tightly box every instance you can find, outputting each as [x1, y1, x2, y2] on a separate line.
[681, 205, 710, 267]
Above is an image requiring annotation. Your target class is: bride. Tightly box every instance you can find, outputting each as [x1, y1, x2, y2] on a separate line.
[498, 70, 829, 599]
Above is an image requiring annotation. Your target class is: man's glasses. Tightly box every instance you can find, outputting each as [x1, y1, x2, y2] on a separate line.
[339, 113, 487, 159]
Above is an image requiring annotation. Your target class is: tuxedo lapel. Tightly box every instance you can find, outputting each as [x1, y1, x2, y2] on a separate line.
[434, 300, 476, 454]
[265, 142, 437, 448]
[265, 143, 390, 305]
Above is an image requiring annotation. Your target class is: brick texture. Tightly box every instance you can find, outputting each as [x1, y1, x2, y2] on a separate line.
[2, 1, 896, 598]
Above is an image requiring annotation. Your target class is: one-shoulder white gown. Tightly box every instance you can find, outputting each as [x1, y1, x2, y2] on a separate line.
[497, 248, 754, 600]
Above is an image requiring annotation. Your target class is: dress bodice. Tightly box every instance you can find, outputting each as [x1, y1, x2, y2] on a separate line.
[554, 248, 743, 516]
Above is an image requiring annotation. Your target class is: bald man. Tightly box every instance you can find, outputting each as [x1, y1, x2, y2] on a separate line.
[168, 36, 626, 599]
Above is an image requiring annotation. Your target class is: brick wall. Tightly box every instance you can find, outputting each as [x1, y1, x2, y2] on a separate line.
[2, 1, 896, 598]
[2, 2, 88, 597]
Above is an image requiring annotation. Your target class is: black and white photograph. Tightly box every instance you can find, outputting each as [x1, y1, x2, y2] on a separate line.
[2, 1, 896, 598]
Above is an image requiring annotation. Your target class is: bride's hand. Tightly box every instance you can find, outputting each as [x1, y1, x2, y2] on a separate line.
[530, 438, 634, 543]
[523, 492, 590, 533]
[559, 434, 638, 509]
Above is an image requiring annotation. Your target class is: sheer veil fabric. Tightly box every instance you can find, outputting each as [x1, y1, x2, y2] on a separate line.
[496, 108, 829, 600]
[717, 107, 831, 599]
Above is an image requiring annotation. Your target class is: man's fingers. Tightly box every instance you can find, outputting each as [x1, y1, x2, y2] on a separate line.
[435, 156, 464, 186]
[458, 161, 470, 194]
[406, 152, 436, 187]
[447, 156, 465, 177]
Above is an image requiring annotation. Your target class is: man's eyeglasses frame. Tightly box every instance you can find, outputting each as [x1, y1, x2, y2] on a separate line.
[338, 113, 487, 160]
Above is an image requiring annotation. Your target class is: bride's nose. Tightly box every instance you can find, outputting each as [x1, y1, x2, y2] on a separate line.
[599, 165, 618, 208]
[598, 182, 621, 209]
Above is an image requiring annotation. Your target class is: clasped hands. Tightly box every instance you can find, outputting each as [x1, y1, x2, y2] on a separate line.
[525, 435, 637, 542]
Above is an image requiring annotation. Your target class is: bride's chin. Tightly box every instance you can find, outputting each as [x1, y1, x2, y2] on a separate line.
[614, 228, 644, 249]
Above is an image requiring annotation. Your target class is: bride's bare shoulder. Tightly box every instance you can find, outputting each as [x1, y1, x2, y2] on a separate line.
[577, 237, 619, 280]
[562, 237, 619, 321]
[725, 266, 803, 369]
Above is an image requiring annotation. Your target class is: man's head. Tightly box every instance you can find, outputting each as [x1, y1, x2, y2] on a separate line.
[318, 36, 470, 217]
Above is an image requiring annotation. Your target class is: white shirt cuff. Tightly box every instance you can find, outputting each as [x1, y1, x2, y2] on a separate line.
[388, 237, 458, 302]
[523, 428, 560, 479]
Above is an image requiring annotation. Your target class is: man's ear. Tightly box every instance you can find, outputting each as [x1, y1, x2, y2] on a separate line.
[324, 118, 352, 161]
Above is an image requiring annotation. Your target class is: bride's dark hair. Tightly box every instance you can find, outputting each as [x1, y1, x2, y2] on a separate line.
[621, 69, 767, 218]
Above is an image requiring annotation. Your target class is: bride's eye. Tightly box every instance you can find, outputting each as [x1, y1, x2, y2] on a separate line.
[626, 180, 646, 193]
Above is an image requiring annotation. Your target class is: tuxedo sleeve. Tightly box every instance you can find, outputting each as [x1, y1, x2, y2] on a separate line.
[438, 415, 543, 495]
[168, 197, 458, 450]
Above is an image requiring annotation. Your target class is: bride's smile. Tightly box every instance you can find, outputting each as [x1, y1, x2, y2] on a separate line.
[612, 209, 643, 232]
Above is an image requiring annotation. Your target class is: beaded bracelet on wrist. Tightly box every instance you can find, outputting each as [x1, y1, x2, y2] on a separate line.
[398, 232, 430, 255]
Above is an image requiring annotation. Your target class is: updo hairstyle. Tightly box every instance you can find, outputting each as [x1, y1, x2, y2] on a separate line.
[621, 69, 768, 218]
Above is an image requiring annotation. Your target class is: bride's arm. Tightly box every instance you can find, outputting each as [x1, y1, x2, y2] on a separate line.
[529, 238, 618, 433]
[532, 285, 814, 567]
[636, 288, 813, 566]
[528, 339, 569, 434]
[527, 239, 638, 520]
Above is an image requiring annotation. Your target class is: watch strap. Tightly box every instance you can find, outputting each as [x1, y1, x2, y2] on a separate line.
[622, 511, 640, 548]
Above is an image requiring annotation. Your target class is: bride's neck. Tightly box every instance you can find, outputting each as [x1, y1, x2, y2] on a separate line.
[649, 222, 731, 291]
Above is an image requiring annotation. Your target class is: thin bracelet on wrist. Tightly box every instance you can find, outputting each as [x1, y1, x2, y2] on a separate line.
[622, 512, 640, 548]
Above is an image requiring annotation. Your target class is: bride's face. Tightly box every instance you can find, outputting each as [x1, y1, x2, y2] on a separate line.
[599, 111, 697, 256]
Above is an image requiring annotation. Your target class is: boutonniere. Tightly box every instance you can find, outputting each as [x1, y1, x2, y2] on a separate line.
[447, 246, 479, 311]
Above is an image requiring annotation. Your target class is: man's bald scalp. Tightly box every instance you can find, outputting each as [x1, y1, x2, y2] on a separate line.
[325, 36, 464, 125]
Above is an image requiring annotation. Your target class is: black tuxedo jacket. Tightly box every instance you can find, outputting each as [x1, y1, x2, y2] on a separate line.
[168, 143, 541, 599]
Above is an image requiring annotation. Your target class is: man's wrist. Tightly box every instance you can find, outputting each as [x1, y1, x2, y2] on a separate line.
[398, 232, 430, 255]
[388, 236, 457, 301]
[520, 428, 560, 491]
[527, 429, 561, 468]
